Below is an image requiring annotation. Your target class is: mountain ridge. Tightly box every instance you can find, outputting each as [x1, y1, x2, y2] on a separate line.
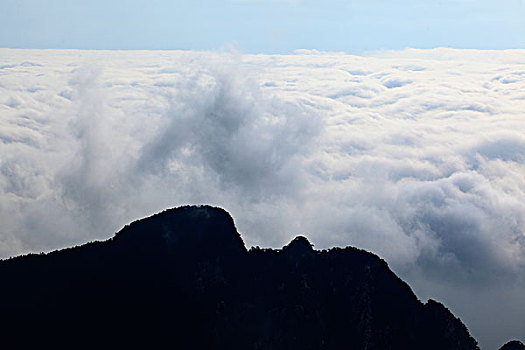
[0, 205, 492, 349]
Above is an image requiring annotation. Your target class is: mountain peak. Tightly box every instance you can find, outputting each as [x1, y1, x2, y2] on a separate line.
[283, 235, 314, 253]
[499, 340, 525, 350]
[113, 205, 246, 257]
[0, 205, 480, 349]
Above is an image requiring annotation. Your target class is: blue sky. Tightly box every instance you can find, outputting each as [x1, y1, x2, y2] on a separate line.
[1, 0, 524, 53]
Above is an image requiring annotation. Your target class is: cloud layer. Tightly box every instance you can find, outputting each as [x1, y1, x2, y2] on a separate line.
[1, 48, 524, 348]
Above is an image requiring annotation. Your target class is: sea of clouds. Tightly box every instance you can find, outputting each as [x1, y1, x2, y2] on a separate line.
[0, 48, 524, 348]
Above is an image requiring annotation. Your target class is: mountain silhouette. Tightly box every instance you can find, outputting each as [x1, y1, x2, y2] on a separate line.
[0, 205, 481, 349]
[499, 341, 525, 350]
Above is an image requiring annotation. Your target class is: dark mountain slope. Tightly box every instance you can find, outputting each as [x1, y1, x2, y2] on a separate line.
[0, 205, 479, 349]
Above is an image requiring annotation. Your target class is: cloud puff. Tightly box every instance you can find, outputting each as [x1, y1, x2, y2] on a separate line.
[0, 48, 524, 349]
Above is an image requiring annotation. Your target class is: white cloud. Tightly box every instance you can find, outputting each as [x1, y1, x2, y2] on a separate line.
[0, 47, 524, 349]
